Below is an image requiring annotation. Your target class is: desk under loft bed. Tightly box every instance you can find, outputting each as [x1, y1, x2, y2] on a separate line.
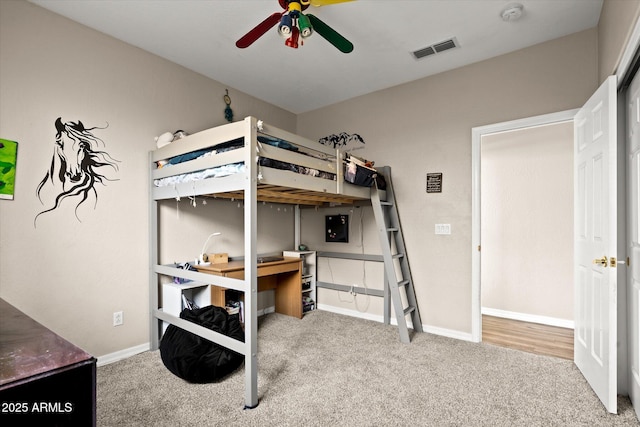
[149, 116, 414, 409]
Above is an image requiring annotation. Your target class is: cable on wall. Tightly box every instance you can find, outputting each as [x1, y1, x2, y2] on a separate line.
[354, 206, 370, 312]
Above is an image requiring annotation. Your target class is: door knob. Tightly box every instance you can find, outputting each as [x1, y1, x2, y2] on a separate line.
[592, 256, 608, 267]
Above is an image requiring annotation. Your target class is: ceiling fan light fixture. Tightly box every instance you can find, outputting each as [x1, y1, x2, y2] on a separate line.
[285, 26, 300, 48]
[501, 3, 524, 22]
[278, 14, 293, 37]
[298, 13, 313, 38]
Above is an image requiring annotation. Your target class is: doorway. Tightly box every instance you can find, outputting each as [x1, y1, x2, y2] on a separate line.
[476, 119, 575, 357]
[471, 109, 579, 342]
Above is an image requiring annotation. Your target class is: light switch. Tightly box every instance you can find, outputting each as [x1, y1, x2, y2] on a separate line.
[435, 224, 451, 235]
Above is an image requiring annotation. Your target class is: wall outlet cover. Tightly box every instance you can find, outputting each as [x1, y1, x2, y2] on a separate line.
[113, 311, 123, 326]
[435, 224, 451, 235]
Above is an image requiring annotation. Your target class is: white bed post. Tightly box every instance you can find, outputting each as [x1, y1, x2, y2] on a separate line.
[243, 116, 259, 409]
[294, 205, 301, 249]
[149, 151, 160, 350]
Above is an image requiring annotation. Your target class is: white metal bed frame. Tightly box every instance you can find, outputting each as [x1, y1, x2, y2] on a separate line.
[149, 116, 375, 408]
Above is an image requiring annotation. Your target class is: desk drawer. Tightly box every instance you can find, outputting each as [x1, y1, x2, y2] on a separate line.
[257, 261, 301, 277]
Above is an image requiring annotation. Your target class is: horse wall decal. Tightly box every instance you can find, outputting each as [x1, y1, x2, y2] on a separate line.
[35, 117, 120, 225]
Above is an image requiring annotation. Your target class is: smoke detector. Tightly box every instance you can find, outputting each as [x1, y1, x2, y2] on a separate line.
[501, 3, 524, 22]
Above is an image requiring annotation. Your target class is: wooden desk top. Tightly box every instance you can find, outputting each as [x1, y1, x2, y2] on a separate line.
[0, 298, 94, 388]
[195, 256, 301, 277]
[194, 257, 303, 318]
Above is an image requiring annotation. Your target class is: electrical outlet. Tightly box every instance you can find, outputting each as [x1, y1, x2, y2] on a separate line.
[435, 224, 451, 235]
[113, 311, 123, 326]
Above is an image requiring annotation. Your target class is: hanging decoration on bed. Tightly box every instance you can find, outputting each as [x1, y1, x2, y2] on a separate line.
[34, 117, 120, 226]
[318, 132, 365, 149]
[223, 89, 234, 122]
[236, 0, 355, 53]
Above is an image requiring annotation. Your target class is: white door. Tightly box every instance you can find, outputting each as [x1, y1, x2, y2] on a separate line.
[627, 68, 640, 420]
[574, 75, 618, 414]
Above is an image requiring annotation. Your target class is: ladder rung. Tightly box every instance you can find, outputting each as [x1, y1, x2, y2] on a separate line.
[393, 253, 405, 259]
[387, 227, 398, 232]
[403, 306, 416, 316]
[398, 280, 409, 287]
[381, 201, 393, 206]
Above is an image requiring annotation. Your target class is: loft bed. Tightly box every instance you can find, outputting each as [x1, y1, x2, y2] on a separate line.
[149, 116, 383, 409]
[151, 117, 376, 206]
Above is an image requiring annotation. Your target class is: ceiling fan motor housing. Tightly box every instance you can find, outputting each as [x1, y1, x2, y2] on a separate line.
[279, 0, 310, 12]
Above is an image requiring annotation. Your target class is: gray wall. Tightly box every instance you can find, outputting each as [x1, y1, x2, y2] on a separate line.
[598, 0, 640, 81]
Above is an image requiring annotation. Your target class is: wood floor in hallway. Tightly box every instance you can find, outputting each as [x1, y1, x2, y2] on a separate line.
[482, 315, 574, 360]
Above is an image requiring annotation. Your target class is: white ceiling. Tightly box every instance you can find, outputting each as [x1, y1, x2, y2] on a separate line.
[29, 0, 603, 114]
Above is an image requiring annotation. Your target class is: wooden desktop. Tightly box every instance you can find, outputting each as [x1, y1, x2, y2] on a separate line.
[195, 257, 303, 318]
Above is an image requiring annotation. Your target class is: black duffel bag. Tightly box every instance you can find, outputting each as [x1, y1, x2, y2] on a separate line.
[160, 305, 244, 383]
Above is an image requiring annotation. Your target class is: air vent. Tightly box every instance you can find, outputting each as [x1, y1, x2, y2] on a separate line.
[412, 46, 436, 59]
[412, 37, 459, 60]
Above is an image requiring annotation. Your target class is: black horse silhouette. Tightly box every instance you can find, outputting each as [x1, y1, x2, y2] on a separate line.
[35, 117, 119, 225]
[318, 132, 365, 149]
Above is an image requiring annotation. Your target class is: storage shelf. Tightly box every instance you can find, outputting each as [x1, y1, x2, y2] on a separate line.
[283, 250, 316, 315]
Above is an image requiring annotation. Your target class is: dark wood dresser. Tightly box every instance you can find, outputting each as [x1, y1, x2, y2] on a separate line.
[0, 298, 96, 426]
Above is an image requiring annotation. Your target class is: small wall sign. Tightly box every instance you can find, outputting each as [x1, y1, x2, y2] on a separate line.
[426, 173, 443, 193]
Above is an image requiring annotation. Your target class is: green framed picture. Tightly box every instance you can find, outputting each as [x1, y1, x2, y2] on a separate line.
[0, 139, 18, 200]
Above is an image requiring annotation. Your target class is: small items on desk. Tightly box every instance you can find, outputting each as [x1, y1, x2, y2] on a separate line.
[198, 231, 225, 265]
[195, 252, 229, 266]
[208, 252, 229, 264]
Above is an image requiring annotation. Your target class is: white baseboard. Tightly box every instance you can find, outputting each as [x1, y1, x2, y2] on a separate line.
[422, 324, 475, 342]
[97, 343, 150, 367]
[99, 305, 478, 366]
[316, 303, 383, 323]
[259, 306, 276, 316]
[482, 307, 574, 329]
[98, 307, 276, 367]
[316, 304, 475, 342]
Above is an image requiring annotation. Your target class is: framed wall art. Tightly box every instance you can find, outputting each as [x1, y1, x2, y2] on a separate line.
[0, 139, 18, 200]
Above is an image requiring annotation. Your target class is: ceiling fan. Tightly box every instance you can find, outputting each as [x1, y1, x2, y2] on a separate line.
[236, 0, 355, 53]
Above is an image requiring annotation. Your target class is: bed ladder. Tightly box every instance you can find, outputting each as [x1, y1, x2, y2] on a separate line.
[371, 166, 422, 343]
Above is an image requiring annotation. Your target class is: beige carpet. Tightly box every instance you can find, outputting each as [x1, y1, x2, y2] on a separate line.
[97, 310, 639, 426]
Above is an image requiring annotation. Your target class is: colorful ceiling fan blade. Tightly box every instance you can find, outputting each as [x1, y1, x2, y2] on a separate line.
[236, 12, 283, 48]
[307, 0, 356, 6]
[306, 14, 353, 53]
